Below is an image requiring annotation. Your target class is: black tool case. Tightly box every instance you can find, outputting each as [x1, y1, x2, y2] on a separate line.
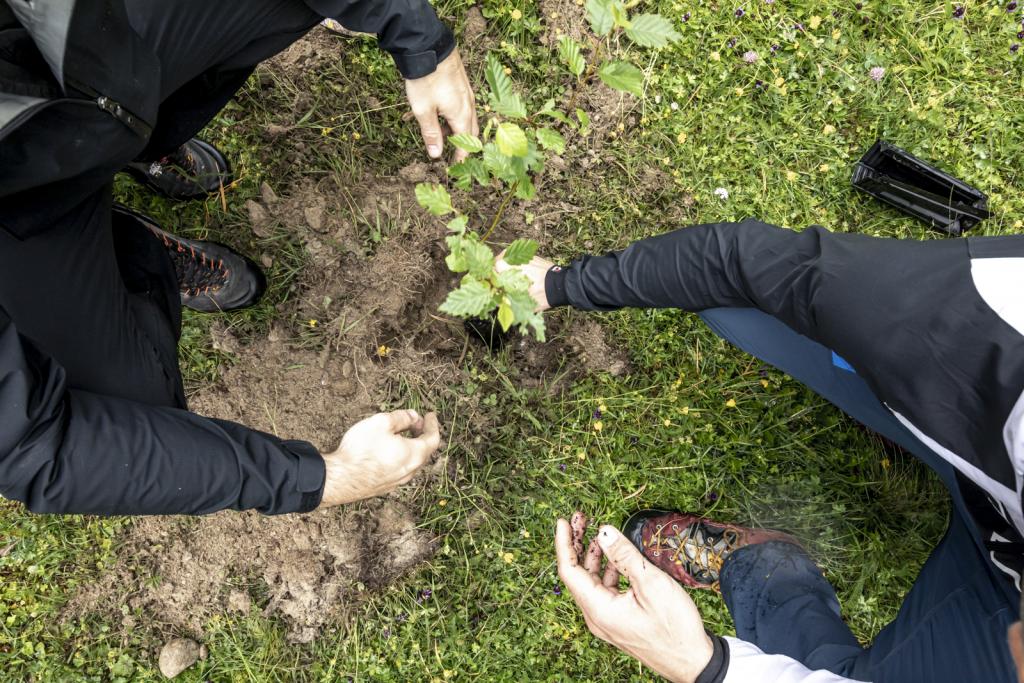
[852, 140, 991, 235]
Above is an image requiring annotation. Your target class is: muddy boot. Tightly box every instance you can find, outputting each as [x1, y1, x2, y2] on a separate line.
[124, 138, 232, 200]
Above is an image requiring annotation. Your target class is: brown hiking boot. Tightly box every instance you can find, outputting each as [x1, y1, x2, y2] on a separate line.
[622, 509, 801, 592]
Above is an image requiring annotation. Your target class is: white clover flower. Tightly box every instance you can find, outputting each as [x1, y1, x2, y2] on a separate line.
[714, 187, 730, 200]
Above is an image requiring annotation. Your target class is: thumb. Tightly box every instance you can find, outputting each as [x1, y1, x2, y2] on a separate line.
[596, 525, 655, 596]
[414, 109, 444, 159]
[383, 409, 423, 434]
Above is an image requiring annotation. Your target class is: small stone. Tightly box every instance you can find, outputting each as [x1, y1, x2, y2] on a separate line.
[158, 639, 201, 679]
[260, 182, 279, 204]
[227, 590, 252, 614]
[304, 204, 325, 231]
[260, 253, 274, 269]
[246, 200, 272, 238]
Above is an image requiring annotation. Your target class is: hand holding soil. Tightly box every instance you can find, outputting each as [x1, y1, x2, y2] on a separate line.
[555, 512, 714, 683]
[319, 410, 441, 507]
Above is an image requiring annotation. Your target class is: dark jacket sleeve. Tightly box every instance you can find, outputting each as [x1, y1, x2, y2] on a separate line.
[0, 306, 325, 516]
[546, 218, 1024, 489]
[305, 0, 455, 78]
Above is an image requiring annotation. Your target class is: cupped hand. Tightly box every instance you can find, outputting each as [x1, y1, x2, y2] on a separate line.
[319, 410, 441, 507]
[495, 251, 555, 312]
[404, 49, 478, 162]
[555, 512, 714, 683]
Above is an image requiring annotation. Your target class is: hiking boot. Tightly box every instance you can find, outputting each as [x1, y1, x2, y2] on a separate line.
[622, 509, 801, 591]
[113, 205, 266, 312]
[124, 138, 232, 200]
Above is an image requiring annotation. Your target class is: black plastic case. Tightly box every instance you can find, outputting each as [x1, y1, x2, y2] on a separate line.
[852, 140, 991, 235]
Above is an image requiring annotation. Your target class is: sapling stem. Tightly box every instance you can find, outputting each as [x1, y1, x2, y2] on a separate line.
[483, 181, 519, 243]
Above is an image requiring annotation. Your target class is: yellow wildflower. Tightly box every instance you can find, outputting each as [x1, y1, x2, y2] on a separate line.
[761, 379, 770, 388]
[710, 51, 721, 61]
[819, 164, 831, 173]
[503, 552, 515, 564]
[320, 127, 333, 136]
[681, 406, 690, 415]
[823, 124, 836, 135]
[593, 420, 603, 433]
[809, 15, 822, 30]
[520, 529, 531, 538]
[351, 131, 362, 140]
[881, 458, 891, 470]
[663, 418, 672, 427]
[377, 344, 392, 357]
[438, 499, 448, 507]
[510, 8, 522, 20]
[308, 319, 319, 327]
[725, 398, 737, 408]
[677, 130, 688, 144]
[786, 170, 798, 182]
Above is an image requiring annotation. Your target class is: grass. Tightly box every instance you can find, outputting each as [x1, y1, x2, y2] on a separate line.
[3, 0, 1022, 680]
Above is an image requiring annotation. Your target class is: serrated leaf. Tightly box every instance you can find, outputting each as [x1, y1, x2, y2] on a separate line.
[493, 93, 527, 120]
[558, 36, 586, 77]
[538, 108, 572, 125]
[445, 235, 468, 272]
[585, 0, 614, 35]
[497, 301, 514, 331]
[484, 53, 514, 103]
[507, 289, 546, 341]
[449, 133, 483, 153]
[625, 13, 682, 47]
[415, 183, 452, 216]
[464, 239, 495, 279]
[440, 277, 495, 318]
[496, 122, 528, 158]
[598, 61, 644, 97]
[495, 268, 529, 291]
[536, 127, 566, 154]
[447, 215, 468, 234]
[483, 143, 518, 182]
[503, 238, 539, 266]
[448, 158, 490, 189]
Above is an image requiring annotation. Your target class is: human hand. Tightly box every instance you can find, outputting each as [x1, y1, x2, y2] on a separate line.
[555, 512, 714, 683]
[404, 49, 478, 162]
[495, 251, 555, 312]
[319, 410, 441, 507]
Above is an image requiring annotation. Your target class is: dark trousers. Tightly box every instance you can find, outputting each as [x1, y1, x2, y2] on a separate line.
[0, 7, 326, 515]
[700, 308, 1019, 683]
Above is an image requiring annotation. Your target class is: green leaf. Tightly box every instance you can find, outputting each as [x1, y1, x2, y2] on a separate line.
[576, 108, 591, 131]
[497, 301, 514, 331]
[449, 133, 483, 153]
[483, 143, 518, 182]
[507, 289, 546, 341]
[536, 127, 566, 154]
[464, 239, 495, 279]
[485, 53, 527, 119]
[448, 158, 490, 190]
[585, 0, 614, 35]
[495, 268, 529, 291]
[439, 277, 495, 318]
[445, 235, 468, 272]
[610, 2, 631, 29]
[496, 122, 529, 157]
[625, 13, 682, 47]
[493, 93, 528, 120]
[513, 177, 537, 200]
[484, 53, 514, 103]
[503, 238, 539, 265]
[558, 36, 586, 77]
[414, 183, 453, 216]
[447, 215, 468, 234]
[598, 61, 644, 96]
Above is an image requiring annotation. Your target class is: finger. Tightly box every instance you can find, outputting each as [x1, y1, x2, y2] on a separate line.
[414, 109, 444, 159]
[408, 412, 442, 463]
[596, 525, 656, 598]
[444, 101, 478, 163]
[556, 519, 599, 599]
[570, 511, 588, 561]
[584, 537, 603, 576]
[383, 409, 423, 434]
[602, 563, 620, 589]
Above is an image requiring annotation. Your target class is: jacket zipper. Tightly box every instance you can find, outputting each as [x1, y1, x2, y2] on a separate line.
[65, 79, 152, 139]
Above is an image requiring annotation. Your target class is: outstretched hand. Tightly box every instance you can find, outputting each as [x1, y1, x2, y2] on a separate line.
[319, 410, 441, 507]
[555, 512, 714, 683]
[495, 251, 555, 312]
[404, 49, 478, 162]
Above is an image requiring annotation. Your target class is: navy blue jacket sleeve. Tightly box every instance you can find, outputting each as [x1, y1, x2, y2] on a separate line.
[0, 306, 324, 515]
[305, 0, 455, 78]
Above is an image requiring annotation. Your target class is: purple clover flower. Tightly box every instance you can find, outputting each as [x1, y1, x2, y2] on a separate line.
[735, 8, 745, 18]
[1018, 30, 1024, 39]
[743, 50, 759, 63]
[869, 66, 886, 81]
[553, 582, 563, 596]
[682, 11, 691, 22]
[794, 22, 805, 31]
[383, 628, 392, 639]
[592, 410, 602, 419]
[1013, 43, 1021, 53]
[727, 37, 738, 48]
[558, 463, 567, 472]
[709, 492, 719, 502]
[770, 44, 780, 53]
[1009, 1, 1019, 11]
[952, 5, 965, 19]
[629, 436, 639, 445]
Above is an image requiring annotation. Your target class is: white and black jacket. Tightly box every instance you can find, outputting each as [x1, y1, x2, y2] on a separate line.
[546, 218, 1024, 683]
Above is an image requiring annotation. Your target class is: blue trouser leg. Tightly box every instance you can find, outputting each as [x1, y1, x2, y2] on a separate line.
[700, 308, 1019, 683]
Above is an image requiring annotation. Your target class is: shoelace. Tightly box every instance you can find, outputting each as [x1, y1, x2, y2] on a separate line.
[156, 233, 230, 296]
[648, 521, 740, 586]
